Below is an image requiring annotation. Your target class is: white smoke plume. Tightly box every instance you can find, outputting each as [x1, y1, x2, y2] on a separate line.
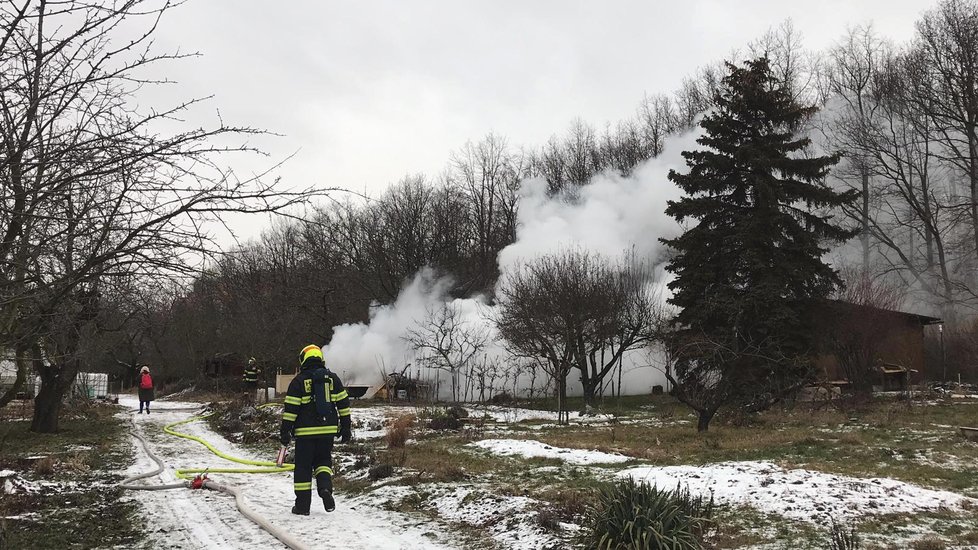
[323, 129, 704, 396]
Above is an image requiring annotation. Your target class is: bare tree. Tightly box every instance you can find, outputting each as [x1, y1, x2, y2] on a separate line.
[913, 0, 978, 261]
[496, 250, 661, 418]
[0, 1, 321, 430]
[662, 327, 813, 432]
[748, 19, 822, 104]
[404, 300, 489, 403]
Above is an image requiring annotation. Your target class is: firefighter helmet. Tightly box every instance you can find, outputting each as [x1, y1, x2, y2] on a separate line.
[299, 344, 324, 366]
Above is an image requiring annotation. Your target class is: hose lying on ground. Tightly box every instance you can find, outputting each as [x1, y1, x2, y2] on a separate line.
[121, 418, 190, 491]
[201, 479, 309, 550]
[162, 413, 294, 478]
[123, 407, 309, 550]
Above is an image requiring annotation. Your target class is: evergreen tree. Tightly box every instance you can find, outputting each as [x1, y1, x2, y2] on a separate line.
[660, 57, 858, 431]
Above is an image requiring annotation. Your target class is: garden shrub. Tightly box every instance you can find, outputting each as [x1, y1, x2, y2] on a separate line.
[577, 479, 714, 550]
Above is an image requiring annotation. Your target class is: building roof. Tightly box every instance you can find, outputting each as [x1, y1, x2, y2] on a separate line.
[823, 299, 942, 326]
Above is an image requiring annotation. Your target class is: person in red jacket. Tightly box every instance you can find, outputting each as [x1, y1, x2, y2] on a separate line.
[138, 366, 155, 414]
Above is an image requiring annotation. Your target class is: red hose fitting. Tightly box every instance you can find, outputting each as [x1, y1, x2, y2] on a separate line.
[191, 473, 208, 489]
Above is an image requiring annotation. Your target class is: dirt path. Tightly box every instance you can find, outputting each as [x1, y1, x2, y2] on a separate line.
[120, 396, 458, 549]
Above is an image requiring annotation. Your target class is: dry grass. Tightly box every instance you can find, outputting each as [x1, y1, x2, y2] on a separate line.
[61, 452, 91, 474]
[375, 435, 495, 482]
[385, 413, 416, 449]
[32, 456, 55, 476]
[911, 536, 947, 550]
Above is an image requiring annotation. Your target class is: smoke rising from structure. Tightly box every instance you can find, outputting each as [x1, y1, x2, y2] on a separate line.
[323, 129, 704, 395]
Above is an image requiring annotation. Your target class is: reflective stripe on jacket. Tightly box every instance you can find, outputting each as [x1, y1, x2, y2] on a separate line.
[243, 366, 258, 383]
[280, 362, 351, 439]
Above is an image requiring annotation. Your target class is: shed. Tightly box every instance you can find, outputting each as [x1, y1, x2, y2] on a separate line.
[202, 352, 248, 378]
[813, 300, 941, 390]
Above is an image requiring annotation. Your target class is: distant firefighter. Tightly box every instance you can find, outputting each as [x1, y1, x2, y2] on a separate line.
[243, 357, 260, 397]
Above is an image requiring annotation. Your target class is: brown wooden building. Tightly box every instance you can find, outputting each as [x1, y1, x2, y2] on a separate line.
[812, 301, 941, 391]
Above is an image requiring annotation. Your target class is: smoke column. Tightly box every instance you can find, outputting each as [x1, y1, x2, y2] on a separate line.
[323, 129, 703, 395]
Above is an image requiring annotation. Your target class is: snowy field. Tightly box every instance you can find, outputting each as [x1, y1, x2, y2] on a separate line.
[119, 396, 460, 549]
[111, 396, 978, 549]
[621, 461, 976, 523]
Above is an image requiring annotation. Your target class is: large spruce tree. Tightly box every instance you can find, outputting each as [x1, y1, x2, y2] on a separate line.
[661, 57, 858, 431]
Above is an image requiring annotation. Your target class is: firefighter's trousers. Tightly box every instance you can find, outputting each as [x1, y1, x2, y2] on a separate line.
[292, 436, 334, 512]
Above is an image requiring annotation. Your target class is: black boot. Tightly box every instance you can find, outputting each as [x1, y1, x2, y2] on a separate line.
[317, 474, 335, 512]
[291, 505, 309, 516]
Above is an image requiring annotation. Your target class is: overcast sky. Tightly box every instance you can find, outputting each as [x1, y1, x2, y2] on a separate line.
[146, 0, 938, 241]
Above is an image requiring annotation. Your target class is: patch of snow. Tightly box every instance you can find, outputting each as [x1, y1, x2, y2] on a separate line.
[469, 406, 614, 424]
[472, 439, 631, 465]
[428, 485, 560, 550]
[621, 461, 976, 523]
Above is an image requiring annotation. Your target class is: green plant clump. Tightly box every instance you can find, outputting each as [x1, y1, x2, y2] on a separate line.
[578, 479, 714, 550]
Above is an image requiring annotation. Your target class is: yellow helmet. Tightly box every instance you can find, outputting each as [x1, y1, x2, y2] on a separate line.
[299, 344, 324, 366]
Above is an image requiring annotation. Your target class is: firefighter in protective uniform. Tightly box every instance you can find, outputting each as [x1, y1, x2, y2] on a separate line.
[243, 357, 259, 396]
[280, 344, 352, 515]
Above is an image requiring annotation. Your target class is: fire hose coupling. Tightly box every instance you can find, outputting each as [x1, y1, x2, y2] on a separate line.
[191, 473, 209, 489]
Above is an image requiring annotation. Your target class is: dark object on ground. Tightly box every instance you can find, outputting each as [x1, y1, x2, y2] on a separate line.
[429, 409, 463, 430]
[368, 464, 395, 480]
[488, 392, 514, 404]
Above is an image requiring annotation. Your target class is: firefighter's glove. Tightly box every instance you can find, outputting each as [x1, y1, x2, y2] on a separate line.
[338, 427, 352, 444]
[280, 429, 292, 447]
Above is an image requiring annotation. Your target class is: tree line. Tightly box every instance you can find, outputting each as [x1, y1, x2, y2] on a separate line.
[5, 0, 978, 432]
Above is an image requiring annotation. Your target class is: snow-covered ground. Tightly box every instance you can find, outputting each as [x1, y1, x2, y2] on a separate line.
[117, 396, 978, 548]
[467, 405, 614, 424]
[471, 439, 631, 465]
[620, 461, 978, 524]
[119, 396, 459, 549]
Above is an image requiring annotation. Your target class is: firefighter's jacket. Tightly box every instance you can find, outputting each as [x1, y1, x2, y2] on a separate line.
[280, 362, 351, 441]
[243, 364, 259, 384]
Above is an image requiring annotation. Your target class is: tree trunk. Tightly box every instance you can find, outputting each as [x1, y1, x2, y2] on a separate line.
[969, 135, 978, 261]
[32, 377, 69, 433]
[861, 169, 870, 269]
[581, 376, 599, 408]
[32, 359, 79, 434]
[556, 371, 569, 425]
[696, 409, 716, 432]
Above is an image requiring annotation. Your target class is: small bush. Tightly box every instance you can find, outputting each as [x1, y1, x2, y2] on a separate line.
[386, 414, 415, 448]
[488, 391, 514, 404]
[536, 507, 564, 531]
[433, 464, 466, 482]
[577, 479, 714, 550]
[827, 517, 860, 550]
[368, 464, 395, 481]
[33, 456, 55, 477]
[537, 489, 590, 532]
[428, 409, 463, 430]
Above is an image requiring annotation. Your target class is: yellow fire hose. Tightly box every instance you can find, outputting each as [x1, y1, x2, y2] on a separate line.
[162, 409, 294, 478]
[124, 402, 309, 550]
